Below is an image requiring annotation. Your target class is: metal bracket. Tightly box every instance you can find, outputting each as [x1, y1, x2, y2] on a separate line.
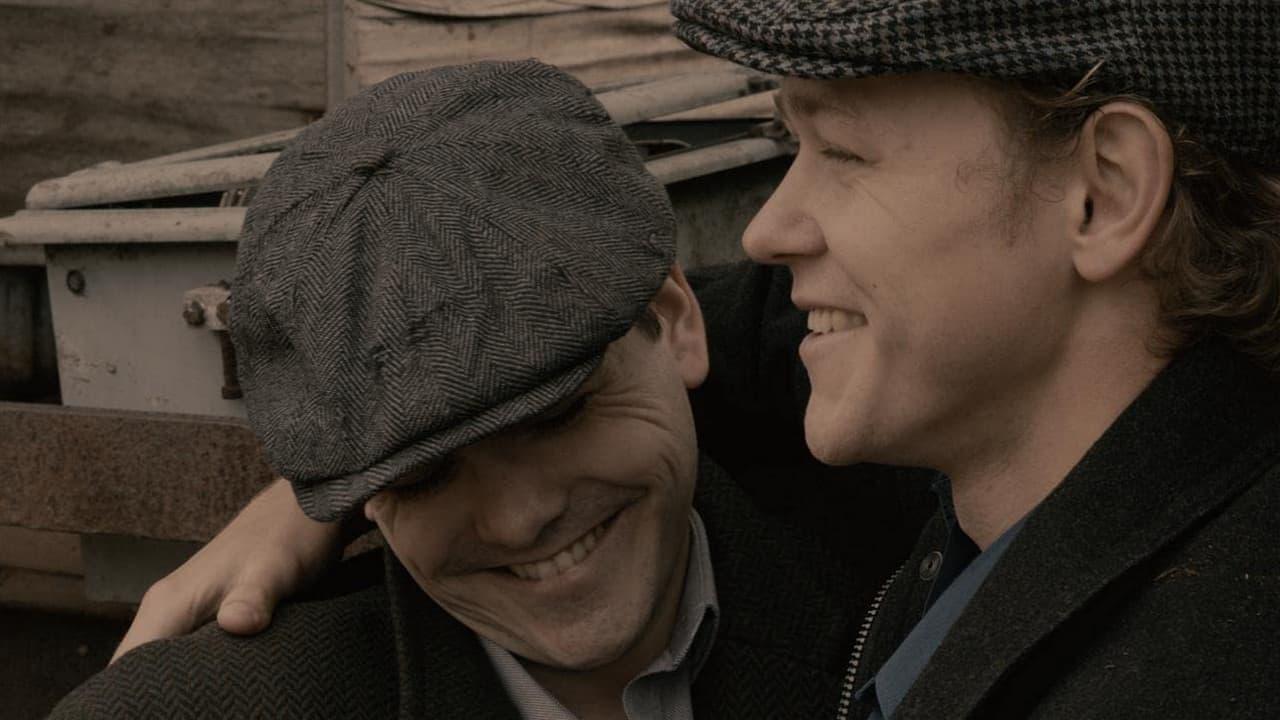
[181, 282, 241, 399]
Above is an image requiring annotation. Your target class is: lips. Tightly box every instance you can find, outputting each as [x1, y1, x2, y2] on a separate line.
[508, 516, 613, 582]
[806, 307, 867, 334]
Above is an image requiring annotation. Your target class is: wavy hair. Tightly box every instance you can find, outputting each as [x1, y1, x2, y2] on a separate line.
[997, 65, 1280, 372]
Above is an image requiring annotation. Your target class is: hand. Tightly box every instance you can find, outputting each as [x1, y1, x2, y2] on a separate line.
[110, 478, 344, 663]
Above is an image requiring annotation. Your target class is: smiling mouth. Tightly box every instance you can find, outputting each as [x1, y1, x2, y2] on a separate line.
[807, 308, 867, 334]
[507, 514, 617, 582]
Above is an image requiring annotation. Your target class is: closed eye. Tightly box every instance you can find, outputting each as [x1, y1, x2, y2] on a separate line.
[820, 146, 867, 164]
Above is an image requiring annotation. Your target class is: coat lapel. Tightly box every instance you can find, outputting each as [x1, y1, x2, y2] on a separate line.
[383, 552, 524, 720]
[896, 341, 1280, 718]
[692, 457, 869, 718]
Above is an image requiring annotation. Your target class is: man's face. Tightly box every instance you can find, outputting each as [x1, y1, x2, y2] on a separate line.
[746, 74, 1077, 469]
[364, 324, 701, 671]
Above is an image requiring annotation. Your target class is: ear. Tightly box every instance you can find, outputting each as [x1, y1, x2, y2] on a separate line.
[647, 264, 709, 390]
[1067, 102, 1174, 282]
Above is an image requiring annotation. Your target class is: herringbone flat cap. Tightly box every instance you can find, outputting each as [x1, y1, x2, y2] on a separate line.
[672, 0, 1279, 168]
[232, 60, 675, 521]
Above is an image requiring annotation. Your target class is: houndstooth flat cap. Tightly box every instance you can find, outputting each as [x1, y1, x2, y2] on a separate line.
[672, 0, 1280, 169]
[231, 60, 676, 521]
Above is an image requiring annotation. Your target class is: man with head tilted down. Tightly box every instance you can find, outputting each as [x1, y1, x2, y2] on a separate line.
[50, 60, 895, 720]
[77, 4, 1280, 719]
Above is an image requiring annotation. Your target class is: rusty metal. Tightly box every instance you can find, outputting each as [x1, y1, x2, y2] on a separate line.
[181, 283, 232, 331]
[182, 301, 206, 327]
[0, 402, 275, 542]
[180, 283, 241, 399]
[217, 332, 242, 400]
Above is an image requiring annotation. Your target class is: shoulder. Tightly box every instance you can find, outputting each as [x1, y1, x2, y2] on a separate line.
[49, 566, 398, 719]
[1042, 461, 1280, 716]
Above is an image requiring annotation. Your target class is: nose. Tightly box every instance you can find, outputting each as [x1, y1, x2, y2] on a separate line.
[461, 446, 569, 550]
[741, 157, 827, 265]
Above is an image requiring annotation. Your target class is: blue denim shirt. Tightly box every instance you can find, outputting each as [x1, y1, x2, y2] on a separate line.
[857, 500, 1027, 720]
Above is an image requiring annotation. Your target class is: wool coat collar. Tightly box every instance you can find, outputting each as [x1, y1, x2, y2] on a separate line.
[892, 340, 1280, 718]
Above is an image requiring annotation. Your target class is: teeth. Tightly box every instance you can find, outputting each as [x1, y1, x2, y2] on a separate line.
[807, 308, 867, 334]
[509, 521, 608, 582]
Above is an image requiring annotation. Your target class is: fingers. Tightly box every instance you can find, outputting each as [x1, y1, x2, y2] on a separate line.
[215, 584, 276, 635]
[111, 579, 208, 664]
[108, 479, 345, 663]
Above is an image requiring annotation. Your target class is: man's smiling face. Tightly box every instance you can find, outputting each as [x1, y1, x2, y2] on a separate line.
[744, 74, 1078, 470]
[364, 280, 707, 671]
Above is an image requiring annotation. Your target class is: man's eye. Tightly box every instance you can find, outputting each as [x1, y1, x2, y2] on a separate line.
[820, 146, 866, 164]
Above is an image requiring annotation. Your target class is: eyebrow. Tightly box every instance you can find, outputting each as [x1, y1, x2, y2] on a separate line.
[775, 87, 866, 125]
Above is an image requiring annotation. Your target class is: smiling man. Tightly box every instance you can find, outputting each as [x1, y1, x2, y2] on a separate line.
[49, 60, 890, 720]
[673, 2, 1280, 718]
[95, 4, 1280, 719]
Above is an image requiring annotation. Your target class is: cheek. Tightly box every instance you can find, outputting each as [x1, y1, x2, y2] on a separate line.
[372, 496, 456, 582]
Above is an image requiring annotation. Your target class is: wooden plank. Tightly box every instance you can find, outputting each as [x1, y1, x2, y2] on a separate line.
[0, 526, 82, 575]
[25, 155, 275, 210]
[366, 0, 659, 17]
[0, 0, 325, 215]
[0, 209, 248, 245]
[0, 566, 133, 619]
[347, 0, 733, 90]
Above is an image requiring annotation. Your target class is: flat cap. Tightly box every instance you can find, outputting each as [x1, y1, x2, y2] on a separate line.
[672, 0, 1280, 169]
[231, 60, 675, 520]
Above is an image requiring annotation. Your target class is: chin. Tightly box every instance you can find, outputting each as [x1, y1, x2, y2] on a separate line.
[804, 404, 868, 467]
[531, 616, 645, 670]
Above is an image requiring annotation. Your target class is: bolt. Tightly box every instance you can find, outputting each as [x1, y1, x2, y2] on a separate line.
[65, 270, 85, 295]
[183, 301, 206, 326]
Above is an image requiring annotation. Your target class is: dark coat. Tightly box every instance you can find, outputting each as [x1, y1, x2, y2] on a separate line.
[48, 458, 896, 719]
[849, 340, 1280, 719]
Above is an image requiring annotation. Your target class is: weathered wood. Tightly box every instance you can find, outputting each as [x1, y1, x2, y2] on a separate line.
[126, 128, 303, 168]
[346, 0, 733, 90]
[648, 136, 793, 186]
[25, 155, 275, 210]
[594, 71, 764, 126]
[0, 208, 248, 245]
[367, 0, 660, 17]
[0, 566, 133, 619]
[0, 0, 326, 215]
[0, 526, 82, 576]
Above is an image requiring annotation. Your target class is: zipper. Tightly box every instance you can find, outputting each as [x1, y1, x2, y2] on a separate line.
[834, 563, 904, 720]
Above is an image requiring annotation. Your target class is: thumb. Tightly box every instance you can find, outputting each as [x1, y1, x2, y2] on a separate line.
[215, 583, 278, 635]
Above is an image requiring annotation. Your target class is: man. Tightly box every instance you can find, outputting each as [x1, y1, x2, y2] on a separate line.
[671, 2, 1280, 717]
[51, 60, 911, 719]
[114, 2, 1280, 718]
